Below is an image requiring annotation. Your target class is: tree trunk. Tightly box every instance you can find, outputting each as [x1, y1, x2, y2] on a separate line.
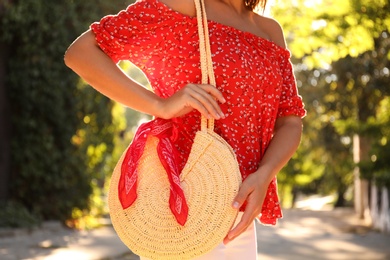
[0, 42, 11, 201]
[353, 134, 372, 223]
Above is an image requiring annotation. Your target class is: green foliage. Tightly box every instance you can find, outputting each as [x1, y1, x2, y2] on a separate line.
[273, 0, 390, 206]
[0, 201, 41, 228]
[0, 0, 132, 224]
[273, 0, 390, 67]
[278, 63, 355, 206]
[329, 32, 390, 187]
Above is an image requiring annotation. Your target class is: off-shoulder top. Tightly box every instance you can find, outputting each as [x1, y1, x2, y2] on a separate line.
[91, 0, 306, 225]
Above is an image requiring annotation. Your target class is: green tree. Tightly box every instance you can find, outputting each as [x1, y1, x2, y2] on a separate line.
[0, 0, 132, 225]
[273, 0, 390, 209]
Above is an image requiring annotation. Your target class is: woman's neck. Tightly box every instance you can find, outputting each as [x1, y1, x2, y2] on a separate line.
[213, 0, 247, 14]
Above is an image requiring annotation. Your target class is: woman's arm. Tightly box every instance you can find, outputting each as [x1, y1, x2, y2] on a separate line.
[224, 115, 303, 244]
[64, 30, 226, 119]
[222, 12, 304, 243]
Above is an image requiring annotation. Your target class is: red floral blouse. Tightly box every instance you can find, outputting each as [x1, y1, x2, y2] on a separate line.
[91, 0, 306, 225]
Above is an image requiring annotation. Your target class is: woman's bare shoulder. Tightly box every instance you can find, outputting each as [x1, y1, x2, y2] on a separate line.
[254, 14, 287, 49]
[158, 0, 196, 17]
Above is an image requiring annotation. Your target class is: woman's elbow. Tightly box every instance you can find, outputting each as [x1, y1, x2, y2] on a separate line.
[64, 41, 81, 70]
[64, 46, 76, 69]
[276, 115, 302, 127]
[274, 116, 303, 136]
[64, 30, 95, 69]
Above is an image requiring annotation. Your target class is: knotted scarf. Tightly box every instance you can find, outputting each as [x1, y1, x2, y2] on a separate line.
[118, 118, 189, 225]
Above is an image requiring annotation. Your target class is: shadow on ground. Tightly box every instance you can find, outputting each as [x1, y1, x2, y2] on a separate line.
[256, 208, 390, 260]
[1, 207, 390, 260]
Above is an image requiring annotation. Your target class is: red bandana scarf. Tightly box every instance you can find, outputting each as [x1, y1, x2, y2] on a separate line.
[118, 118, 188, 226]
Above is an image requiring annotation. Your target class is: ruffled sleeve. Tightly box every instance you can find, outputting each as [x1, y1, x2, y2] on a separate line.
[90, 0, 165, 64]
[277, 50, 306, 118]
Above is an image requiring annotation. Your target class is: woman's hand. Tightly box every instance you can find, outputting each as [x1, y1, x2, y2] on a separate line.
[157, 83, 226, 120]
[223, 169, 269, 245]
[223, 116, 303, 244]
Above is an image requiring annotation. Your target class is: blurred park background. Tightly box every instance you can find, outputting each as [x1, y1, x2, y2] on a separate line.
[0, 0, 389, 245]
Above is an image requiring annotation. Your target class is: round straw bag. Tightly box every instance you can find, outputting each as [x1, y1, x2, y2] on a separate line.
[108, 0, 242, 259]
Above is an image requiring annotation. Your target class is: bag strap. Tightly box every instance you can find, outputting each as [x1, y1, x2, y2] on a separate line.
[195, 0, 217, 132]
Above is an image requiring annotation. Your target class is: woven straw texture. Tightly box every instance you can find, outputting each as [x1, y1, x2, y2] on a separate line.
[109, 132, 241, 259]
[108, 0, 242, 258]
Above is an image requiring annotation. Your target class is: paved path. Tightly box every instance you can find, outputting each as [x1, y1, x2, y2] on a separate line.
[1, 208, 389, 260]
[256, 209, 390, 260]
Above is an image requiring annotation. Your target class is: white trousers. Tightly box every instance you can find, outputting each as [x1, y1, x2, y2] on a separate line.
[140, 213, 258, 260]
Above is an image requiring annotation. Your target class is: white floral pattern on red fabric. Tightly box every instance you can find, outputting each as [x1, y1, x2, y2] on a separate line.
[91, 0, 306, 225]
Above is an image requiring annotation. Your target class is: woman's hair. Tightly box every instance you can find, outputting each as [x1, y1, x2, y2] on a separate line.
[245, 0, 267, 11]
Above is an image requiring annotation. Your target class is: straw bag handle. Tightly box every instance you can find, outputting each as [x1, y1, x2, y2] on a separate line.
[195, 0, 217, 132]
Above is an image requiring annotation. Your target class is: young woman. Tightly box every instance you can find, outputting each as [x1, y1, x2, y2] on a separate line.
[64, 0, 306, 259]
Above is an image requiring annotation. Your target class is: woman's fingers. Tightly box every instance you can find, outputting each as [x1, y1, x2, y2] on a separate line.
[196, 84, 226, 104]
[224, 180, 255, 244]
[223, 172, 268, 244]
[185, 84, 226, 119]
[161, 83, 226, 119]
